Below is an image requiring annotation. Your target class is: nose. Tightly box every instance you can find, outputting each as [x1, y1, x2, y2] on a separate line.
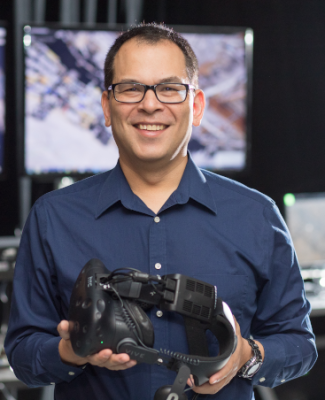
[138, 87, 163, 113]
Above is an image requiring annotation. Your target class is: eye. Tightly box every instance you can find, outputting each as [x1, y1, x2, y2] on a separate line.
[126, 86, 141, 92]
[117, 84, 142, 93]
[161, 85, 178, 92]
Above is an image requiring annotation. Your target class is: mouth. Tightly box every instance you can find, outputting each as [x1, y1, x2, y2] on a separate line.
[134, 123, 168, 131]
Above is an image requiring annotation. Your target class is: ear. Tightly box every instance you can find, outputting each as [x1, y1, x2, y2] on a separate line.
[192, 89, 205, 127]
[101, 91, 112, 127]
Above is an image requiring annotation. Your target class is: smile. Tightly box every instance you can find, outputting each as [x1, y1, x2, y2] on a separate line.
[136, 124, 167, 131]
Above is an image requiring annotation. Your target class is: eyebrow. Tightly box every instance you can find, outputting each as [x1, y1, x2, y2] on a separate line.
[117, 76, 184, 84]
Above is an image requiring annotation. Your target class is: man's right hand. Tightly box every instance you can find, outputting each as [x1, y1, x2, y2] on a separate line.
[57, 320, 137, 370]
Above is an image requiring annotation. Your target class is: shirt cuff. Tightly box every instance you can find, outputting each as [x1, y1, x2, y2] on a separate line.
[251, 336, 286, 387]
[39, 336, 86, 383]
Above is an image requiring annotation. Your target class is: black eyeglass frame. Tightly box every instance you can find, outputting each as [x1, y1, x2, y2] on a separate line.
[107, 82, 196, 104]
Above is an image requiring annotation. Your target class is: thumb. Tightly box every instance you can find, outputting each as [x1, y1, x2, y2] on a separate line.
[57, 320, 70, 340]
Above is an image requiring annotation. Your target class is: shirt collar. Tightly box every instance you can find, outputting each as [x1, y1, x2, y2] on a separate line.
[95, 161, 135, 218]
[170, 152, 217, 215]
[95, 153, 217, 218]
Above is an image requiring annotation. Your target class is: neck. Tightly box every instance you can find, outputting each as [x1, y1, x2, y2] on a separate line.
[119, 154, 188, 214]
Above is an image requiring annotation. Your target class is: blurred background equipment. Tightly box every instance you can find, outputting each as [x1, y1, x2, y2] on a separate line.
[284, 192, 325, 309]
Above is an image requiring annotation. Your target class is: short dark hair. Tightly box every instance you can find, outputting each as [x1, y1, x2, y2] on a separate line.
[104, 23, 199, 89]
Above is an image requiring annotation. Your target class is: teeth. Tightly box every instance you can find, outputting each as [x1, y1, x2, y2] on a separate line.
[138, 124, 165, 131]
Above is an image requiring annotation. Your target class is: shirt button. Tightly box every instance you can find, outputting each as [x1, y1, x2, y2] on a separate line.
[281, 379, 285, 383]
[259, 377, 265, 383]
[155, 263, 162, 270]
[154, 216, 160, 223]
[68, 372, 75, 376]
[156, 310, 163, 317]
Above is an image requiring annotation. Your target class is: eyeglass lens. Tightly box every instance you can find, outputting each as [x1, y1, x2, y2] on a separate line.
[114, 83, 187, 103]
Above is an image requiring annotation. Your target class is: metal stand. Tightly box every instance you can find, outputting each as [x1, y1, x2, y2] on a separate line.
[18, 177, 32, 230]
[0, 383, 17, 400]
[108, 0, 118, 24]
[255, 386, 279, 400]
[126, 0, 144, 24]
[60, 0, 80, 25]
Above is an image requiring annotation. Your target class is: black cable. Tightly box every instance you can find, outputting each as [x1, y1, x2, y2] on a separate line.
[110, 284, 151, 349]
[150, 282, 165, 296]
[110, 275, 133, 284]
[108, 267, 141, 279]
[110, 285, 124, 308]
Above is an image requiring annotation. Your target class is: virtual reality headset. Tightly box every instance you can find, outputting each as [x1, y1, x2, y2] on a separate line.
[69, 259, 237, 400]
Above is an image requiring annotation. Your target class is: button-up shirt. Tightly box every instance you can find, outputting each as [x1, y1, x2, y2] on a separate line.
[5, 155, 317, 400]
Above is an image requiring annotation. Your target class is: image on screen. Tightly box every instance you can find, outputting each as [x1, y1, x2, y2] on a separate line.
[285, 193, 325, 267]
[0, 27, 6, 174]
[24, 26, 250, 176]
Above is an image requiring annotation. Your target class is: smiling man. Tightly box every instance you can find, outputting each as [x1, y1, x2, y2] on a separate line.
[5, 24, 317, 400]
[101, 36, 203, 214]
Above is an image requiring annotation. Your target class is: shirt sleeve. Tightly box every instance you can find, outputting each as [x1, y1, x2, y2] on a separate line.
[250, 203, 318, 387]
[4, 199, 84, 387]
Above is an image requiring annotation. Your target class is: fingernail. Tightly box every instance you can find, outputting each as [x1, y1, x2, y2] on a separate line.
[126, 361, 136, 367]
[212, 378, 221, 384]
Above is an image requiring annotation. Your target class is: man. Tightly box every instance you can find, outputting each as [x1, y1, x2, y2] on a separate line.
[5, 24, 317, 400]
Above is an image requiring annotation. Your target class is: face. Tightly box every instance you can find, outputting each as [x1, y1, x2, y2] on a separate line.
[101, 38, 205, 168]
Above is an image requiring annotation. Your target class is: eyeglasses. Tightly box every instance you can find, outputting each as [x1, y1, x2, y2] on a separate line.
[107, 82, 196, 104]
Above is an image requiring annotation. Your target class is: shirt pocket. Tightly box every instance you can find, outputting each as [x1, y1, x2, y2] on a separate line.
[192, 273, 248, 324]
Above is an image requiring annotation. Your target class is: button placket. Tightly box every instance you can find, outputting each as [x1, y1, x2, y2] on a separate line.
[148, 214, 168, 350]
[150, 216, 166, 275]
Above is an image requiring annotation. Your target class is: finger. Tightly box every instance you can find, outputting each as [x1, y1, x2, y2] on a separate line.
[186, 375, 195, 388]
[209, 360, 235, 385]
[87, 349, 114, 366]
[189, 381, 218, 395]
[104, 359, 137, 371]
[234, 319, 241, 335]
[210, 365, 238, 385]
[57, 320, 70, 340]
[106, 353, 132, 366]
[101, 353, 137, 370]
[190, 367, 238, 395]
[87, 351, 134, 369]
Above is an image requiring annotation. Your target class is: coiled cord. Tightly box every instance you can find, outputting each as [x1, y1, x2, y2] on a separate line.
[121, 306, 137, 331]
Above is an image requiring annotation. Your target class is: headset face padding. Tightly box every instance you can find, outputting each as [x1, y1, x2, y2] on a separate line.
[122, 300, 154, 347]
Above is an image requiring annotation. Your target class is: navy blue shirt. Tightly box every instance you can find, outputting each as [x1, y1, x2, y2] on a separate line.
[5, 155, 317, 400]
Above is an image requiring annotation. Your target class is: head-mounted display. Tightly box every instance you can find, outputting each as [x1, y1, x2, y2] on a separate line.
[69, 259, 237, 399]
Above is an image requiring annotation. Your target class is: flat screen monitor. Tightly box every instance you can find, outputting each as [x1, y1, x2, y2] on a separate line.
[0, 25, 6, 175]
[284, 192, 325, 268]
[23, 25, 253, 177]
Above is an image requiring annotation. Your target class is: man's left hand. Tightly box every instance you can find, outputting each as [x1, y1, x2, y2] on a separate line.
[187, 317, 264, 395]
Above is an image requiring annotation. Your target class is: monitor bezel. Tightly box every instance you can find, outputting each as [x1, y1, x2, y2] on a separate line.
[20, 22, 253, 182]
